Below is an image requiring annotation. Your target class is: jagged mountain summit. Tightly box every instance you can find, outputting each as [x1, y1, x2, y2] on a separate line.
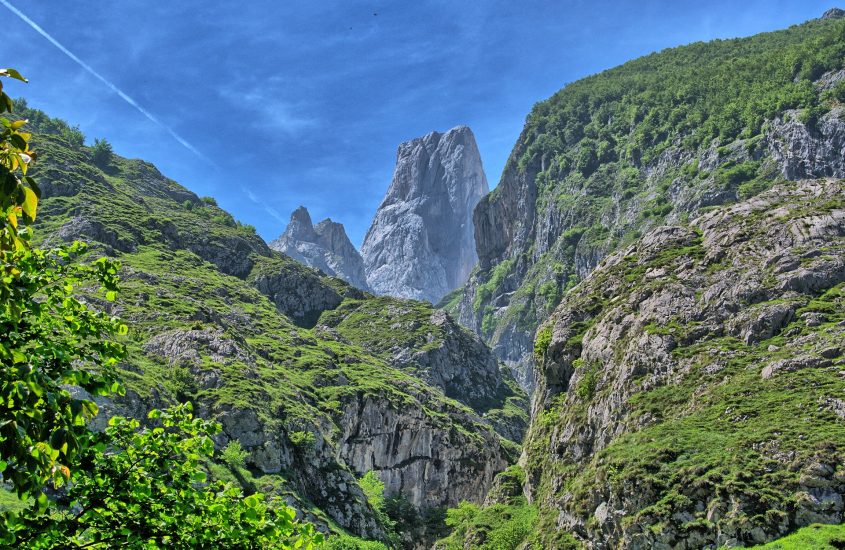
[269, 206, 369, 291]
[822, 7, 845, 19]
[361, 125, 488, 304]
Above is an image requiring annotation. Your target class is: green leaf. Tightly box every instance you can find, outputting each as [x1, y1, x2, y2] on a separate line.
[23, 176, 40, 199]
[10, 133, 27, 151]
[21, 186, 37, 221]
[0, 68, 28, 82]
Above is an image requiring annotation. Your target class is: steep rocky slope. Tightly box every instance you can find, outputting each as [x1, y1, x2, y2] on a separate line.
[521, 179, 844, 548]
[440, 179, 844, 549]
[363, 125, 488, 304]
[269, 206, 370, 291]
[19, 101, 521, 545]
[445, 14, 845, 393]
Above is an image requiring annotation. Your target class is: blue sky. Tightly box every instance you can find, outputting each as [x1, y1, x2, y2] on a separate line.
[0, 1, 834, 245]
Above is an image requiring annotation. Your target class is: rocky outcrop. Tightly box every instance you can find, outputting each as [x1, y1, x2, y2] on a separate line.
[318, 298, 530, 443]
[524, 179, 845, 548]
[247, 255, 360, 328]
[765, 107, 845, 180]
[822, 7, 845, 19]
[362, 125, 488, 303]
[400, 310, 508, 411]
[338, 394, 510, 510]
[270, 206, 370, 291]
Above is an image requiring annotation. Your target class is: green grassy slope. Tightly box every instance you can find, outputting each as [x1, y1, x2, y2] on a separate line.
[753, 523, 845, 549]
[15, 100, 518, 543]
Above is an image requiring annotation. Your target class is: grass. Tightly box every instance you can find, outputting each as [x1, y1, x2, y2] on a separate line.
[752, 524, 845, 549]
[0, 488, 30, 514]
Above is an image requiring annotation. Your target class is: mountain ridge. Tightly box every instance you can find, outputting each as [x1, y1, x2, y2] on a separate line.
[269, 205, 370, 291]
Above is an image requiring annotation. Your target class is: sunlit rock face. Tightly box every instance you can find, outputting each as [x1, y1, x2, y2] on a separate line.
[362, 125, 488, 304]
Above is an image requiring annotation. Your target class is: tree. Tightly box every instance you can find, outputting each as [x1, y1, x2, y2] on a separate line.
[6, 404, 323, 549]
[221, 439, 249, 469]
[0, 68, 41, 251]
[0, 70, 325, 548]
[0, 68, 125, 505]
[0, 243, 126, 501]
[91, 138, 113, 166]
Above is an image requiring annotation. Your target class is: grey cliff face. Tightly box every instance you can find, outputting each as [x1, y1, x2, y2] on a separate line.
[270, 206, 370, 291]
[337, 393, 510, 511]
[822, 7, 845, 19]
[361, 125, 489, 303]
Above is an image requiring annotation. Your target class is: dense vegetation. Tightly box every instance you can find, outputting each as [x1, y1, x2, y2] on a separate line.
[520, 17, 845, 171]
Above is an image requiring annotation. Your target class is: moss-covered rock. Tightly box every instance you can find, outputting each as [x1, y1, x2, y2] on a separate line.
[524, 179, 845, 547]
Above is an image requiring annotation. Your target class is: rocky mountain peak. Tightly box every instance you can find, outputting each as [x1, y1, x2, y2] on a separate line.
[284, 205, 318, 241]
[822, 7, 845, 19]
[361, 125, 489, 303]
[269, 207, 369, 290]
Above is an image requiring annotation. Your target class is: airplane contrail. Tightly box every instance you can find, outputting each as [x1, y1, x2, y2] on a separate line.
[0, 0, 210, 163]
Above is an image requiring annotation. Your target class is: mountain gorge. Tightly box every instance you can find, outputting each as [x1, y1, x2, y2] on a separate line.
[16, 101, 525, 547]
[7, 7, 845, 550]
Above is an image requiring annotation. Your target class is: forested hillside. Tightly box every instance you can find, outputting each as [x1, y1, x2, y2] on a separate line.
[448, 13, 845, 393]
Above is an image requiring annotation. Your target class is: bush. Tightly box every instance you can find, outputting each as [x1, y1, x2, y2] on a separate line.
[359, 471, 399, 545]
[222, 440, 249, 469]
[324, 534, 389, 549]
[289, 430, 316, 449]
[715, 160, 760, 189]
[534, 325, 553, 359]
[91, 138, 113, 166]
[60, 124, 85, 147]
